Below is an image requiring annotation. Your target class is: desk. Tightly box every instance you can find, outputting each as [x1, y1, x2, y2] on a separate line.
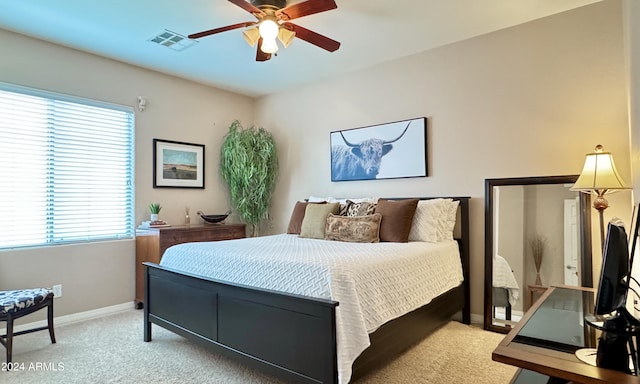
[492, 286, 638, 384]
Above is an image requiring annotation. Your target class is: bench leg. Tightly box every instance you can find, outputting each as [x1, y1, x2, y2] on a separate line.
[47, 300, 56, 344]
[5, 315, 13, 365]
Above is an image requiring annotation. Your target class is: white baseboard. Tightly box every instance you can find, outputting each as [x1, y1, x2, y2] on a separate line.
[470, 313, 484, 325]
[451, 311, 484, 326]
[1, 302, 134, 335]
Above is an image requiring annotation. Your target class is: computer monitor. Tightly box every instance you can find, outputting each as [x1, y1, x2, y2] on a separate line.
[594, 219, 630, 316]
[589, 214, 640, 374]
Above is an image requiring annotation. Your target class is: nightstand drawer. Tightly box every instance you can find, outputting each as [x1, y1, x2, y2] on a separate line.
[160, 225, 245, 248]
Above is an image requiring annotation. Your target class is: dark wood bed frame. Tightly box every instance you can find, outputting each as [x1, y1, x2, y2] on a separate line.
[143, 196, 470, 383]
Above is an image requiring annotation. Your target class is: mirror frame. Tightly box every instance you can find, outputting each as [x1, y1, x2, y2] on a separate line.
[483, 175, 593, 333]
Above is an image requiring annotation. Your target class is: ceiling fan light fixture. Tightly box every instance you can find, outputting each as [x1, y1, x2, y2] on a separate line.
[258, 18, 279, 54]
[258, 18, 279, 40]
[188, 0, 340, 62]
[277, 27, 295, 48]
[242, 27, 260, 47]
[260, 38, 279, 54]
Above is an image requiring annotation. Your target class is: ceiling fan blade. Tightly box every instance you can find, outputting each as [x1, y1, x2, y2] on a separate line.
[228, 0, 265, 17]
[283, 23, 340, 52]
[256, 38, 272, 62]
[188, 21, 256, 39]
[276, 0, 337, 21]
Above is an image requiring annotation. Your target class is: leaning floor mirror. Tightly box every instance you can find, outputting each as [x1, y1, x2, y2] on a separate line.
[484, 175, 593, 333]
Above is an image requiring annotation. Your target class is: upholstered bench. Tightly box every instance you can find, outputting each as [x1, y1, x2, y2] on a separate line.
[492, 286, 512, 321]
[0, 288, 56, 364]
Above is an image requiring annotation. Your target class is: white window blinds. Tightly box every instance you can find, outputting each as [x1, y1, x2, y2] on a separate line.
[0, 83, 135, 249]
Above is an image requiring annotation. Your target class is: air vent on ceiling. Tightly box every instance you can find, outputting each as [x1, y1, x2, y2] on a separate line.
[148, 30, 197, 51]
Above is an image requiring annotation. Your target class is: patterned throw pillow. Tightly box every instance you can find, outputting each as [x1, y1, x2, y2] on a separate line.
[345, 200, 377, 217]
[324, 213, 382, 243]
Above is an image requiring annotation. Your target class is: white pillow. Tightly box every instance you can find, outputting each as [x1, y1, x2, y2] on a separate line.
[437, 199, 459, 241]
[344, 197, 378, 203]
[408, 199, 448, 242]
[307, 196, 378, 204]
[308, 196, 332, 203]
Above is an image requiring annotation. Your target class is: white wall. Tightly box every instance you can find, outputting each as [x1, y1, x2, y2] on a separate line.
[624, 1, 640, 294]
[254, 0, 632, 317]
[0, 28, 254, 319]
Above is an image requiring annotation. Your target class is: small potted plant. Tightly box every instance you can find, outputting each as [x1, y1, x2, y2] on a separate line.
[149, 203, 162, 222]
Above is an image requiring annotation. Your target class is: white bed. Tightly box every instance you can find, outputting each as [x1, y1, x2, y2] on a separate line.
[160, 234, 463, 384]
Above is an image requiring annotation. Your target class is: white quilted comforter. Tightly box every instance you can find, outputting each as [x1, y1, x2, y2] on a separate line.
[160, 234, 463, 384]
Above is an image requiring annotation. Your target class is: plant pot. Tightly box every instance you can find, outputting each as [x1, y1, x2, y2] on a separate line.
[150, 213, 159, 222]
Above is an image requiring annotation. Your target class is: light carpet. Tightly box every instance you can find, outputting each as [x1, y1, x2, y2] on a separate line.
[3, 309, 517, 383]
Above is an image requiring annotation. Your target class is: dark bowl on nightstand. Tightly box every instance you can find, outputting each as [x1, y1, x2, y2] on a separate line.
[197, 210, 231, 224]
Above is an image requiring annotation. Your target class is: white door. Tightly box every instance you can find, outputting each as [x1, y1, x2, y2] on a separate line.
[564, 198, 579, 285]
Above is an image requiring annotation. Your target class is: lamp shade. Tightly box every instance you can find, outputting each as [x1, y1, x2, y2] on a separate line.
[278, 27, 295, 48]
[570, 144, 629, 194]
[243, 28, 260, 47]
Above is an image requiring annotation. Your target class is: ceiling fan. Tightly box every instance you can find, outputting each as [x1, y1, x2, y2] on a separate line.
[188, 0, 340, 62]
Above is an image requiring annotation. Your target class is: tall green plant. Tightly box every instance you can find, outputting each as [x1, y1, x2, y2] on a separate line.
[220, 120, 278, 236]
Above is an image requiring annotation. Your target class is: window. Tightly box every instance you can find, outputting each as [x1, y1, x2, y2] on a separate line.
[0, 83, 134, 249]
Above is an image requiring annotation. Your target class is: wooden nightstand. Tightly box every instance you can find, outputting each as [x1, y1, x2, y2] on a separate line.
[527, 284, 548, 309]
[134, 223, 246, 308]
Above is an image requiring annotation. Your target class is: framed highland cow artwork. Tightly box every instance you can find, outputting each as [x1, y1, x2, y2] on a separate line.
[330, 117, 427, 182]
[153, 139, 205, 188]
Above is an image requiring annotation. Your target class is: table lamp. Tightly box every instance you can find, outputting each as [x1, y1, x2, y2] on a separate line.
[570, 144, 630, 249]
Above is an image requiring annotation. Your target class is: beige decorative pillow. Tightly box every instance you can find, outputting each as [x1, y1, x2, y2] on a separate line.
[299, 202, 340, 239]
[287, 201, 328, 234]
[325, 213, 382, 243]
[375, 198, 419, 242]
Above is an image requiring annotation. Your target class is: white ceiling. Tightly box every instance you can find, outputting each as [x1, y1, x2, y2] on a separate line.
[0, 0, 602, 97]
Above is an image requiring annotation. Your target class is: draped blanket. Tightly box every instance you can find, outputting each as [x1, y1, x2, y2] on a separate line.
[493, 254, 520, 306]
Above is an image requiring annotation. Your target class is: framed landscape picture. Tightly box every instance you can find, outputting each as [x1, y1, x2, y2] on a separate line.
[330, 117, 427, 182]
[153, 139, 205, 188]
